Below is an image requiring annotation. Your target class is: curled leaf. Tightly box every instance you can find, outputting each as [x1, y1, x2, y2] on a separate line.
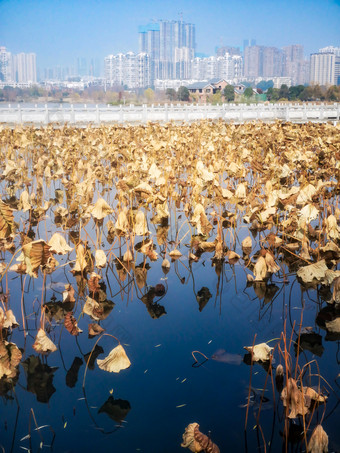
[33, 328, 57, 354]
[97, 344, 131, 373]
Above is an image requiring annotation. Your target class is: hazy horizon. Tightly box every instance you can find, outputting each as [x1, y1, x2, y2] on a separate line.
[1, 0, 340, 70]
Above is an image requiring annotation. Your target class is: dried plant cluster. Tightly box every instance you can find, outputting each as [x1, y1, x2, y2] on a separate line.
[0, 120, 339, 450]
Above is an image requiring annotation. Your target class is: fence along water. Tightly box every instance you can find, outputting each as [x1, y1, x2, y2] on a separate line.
[0, 103, 339, 124]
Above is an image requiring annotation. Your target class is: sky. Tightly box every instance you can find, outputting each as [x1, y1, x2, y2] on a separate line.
[1, 0, 340, 70]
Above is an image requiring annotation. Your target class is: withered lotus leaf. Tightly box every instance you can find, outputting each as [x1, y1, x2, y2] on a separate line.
[64, 312, 82, 336]
[88, 323, 105, 338]
[32, 328, 57, 354]
[48, 233, 73, 255]
[90, 198, 113, 220]
[18, 190, 31, 212]
[0, 340, 22, 379]
[254, 256, 267, 281]
[133, 210, 150, 236]
[169, 249, 183, 259]
[63, 284, 76, 303]
[0, 200, 15, 239]
[88, 272, 101, 294]
[242, 236, 252, 250]
[332, 276, 340, 304]
[123, 248, 133, 262]
[97, 344, 131, 373]
[303, 387, 327, 406]
[115, 209, 129, 235]
[307, 425, 328, 453]
[95, 249, 107, 268]
[244, 342, 273, 361]
[297, 260, 329, 284]
[280, 378, 308, 418]
[0, 308, 19, 329]
[22, 240, 52, 278]
[181, 423, 220, 453]
[73, 244, 87, 273]
[191, 204, 212, 236]
[265, 251, 280, 273]
[325, 214, 340, 241]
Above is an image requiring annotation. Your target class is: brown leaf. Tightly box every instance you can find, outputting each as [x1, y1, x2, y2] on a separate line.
[280, 378, 308, 418]
[88, 323, 105, 338]
[0, 340, 22, 379]
[64, 312, 82, 336]
[22, 240, 52, 278]
[0, 200, 15, 239]
[307, 425, 328, 453]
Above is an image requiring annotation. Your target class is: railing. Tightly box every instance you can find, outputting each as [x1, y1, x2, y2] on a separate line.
[0, 103, 339, 125]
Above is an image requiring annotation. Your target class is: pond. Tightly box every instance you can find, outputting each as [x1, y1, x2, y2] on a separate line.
[0, 120, 339, 453]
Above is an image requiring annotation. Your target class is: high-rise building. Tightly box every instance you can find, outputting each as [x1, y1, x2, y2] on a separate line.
[0, 46, 12, 82]
[262, 47, 284, 77]
[11, 52, 37, 83]
[283, 45, 307, 85]
[216, 46, 241, 57]
[310, 52, 340, 85]
[244, 45, 263, 77]
[138, 19, 195, 82]
[104, 52, 150, 88]
[319, 46, 340, 57]
[191, 54, 243, 81]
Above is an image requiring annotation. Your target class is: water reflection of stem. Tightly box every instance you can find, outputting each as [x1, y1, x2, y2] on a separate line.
[244, 333, 257, 431]
[20, 274, 28, 338]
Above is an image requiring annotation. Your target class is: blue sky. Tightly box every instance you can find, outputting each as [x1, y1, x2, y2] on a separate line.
[1, 0, 340, 69]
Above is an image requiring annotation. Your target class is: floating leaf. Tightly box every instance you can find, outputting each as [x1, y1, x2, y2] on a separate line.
[32, 328, 57, 354]
[48, 233, 73, 255]
[280, 378, 308, 418]
[244, 342, 273, 362]
[97, 344, 131, 373]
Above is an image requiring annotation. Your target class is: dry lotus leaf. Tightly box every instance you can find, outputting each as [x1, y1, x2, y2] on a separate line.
[73, 244, 87, 273]
[88, 272, 101, 294]
[48, 233, 73, 255]
[169, 249, 182, 258]
[307, 425, 328, 453]
[123, 248, 133, 262]
[0, 308, 19, 329]
[90, 198, 113, 220]
[21, 240, 52, 277]
[33, 328, 57, 354]
[297, 259, 329, 283]
[191, 204, 212, 236]
[181, 422, 220, 453]
[325, 214, 340, 241]
[242, 236, 252, 249]
[97, 344, 131, 373]
[63, 284, 76, 303]
[95, 249, 107, 268]
[0, 340, 22, 379]
[265, 251, 280, 273]
[0, 200, 15, 239]
[281, 378, 308, 418]
[254, 256, 267, 281]
[19, 190, 31, 211]
[133, 210, 150, 236]
[83, 296, 101, 320]
[303, 387, 327, 405]
[64, 312, 82, 336]
[88, 323, 105, 337]
[115, 208, 129, 235]
[235, 182, 246, 199]
[244, 342, 273, 361]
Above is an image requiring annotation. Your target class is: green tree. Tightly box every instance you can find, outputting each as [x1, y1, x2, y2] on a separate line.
[243, 87, 253, 98]
[279, 84, 289, 99]
[177, 86, 190, 102]
[165, 88, 177, 101]
[288, 85, 305, 101]
[266, 87, 280, 101]
[223, 84, 235, 102]
[298, 86, 313, 101]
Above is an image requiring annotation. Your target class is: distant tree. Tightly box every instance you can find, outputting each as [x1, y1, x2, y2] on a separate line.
[210, 91, 222, 105]
[266, 87, 280, 101]
[223, 84, 235, 102]
[177, 86, 190, 102]
[326, 85, 339, 101]
[312, 84, 325, 100]
[244, 87, 253, 98]
[144, 88, 155, 103]
[298, 86, 313, 101]
[279, 84, 289, 99]
[256, 80, 274, 91]
[165, 88, 177, 101]
[288, 85, 305, 100]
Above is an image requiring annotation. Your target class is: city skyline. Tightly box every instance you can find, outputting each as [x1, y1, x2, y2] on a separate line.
[1, 0, 340, 69]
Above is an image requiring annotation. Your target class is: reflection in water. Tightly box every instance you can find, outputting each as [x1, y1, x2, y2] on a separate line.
[22, 356, 57, 403]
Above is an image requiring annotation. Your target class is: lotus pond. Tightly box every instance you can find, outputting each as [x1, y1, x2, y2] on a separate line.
[0, 121, 340, 453]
